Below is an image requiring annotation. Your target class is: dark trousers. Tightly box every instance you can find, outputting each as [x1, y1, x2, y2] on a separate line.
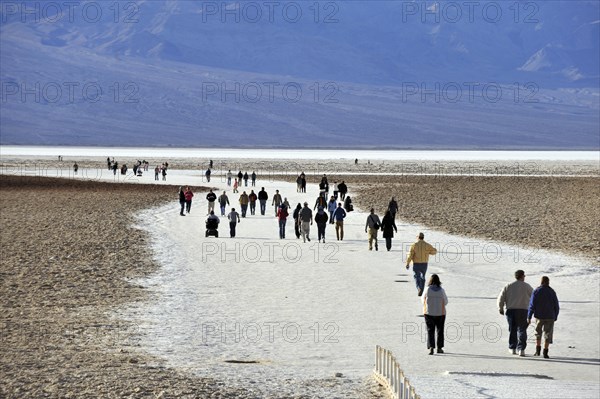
[229, 222, 237, 238]
[241, 204, 248, 217]
[279, 219, 286, 239]
[294, 220, 301, 238]
[506, 309, 529, 350]
[185, 200, 192, 213]
[413, 263, 428, 292]
[179, 201, 185, 215]
[385, 237, 392, 251]
[249, 202, 256, 215]
[425, 314, 445, 349]
[317, 223, 326, 241]
[259, 200, 266, 215]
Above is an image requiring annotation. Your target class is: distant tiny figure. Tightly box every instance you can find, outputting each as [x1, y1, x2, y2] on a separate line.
[206, 189, 217, 214]
[338, 181, 348, 201]
[406, 233, 438, 296]
[73, 162, 78, 174]
[497, 270, 533, 357]
[205, 168, 211, 182]
[227, 208, 241, 238]
[161, 166, 167, 181]
[355, 158, 358, 165]
[388, 197, 399, 219]
[258, 187, 269, 215]
[423, 274, 448, 355]
[299, 202, 313, 243]
[58, 155, 63, 162]
[272, 190, 283, 216]
[277, 204, 289, 239]
[380, 210, 398, 251]
[293, 203, 302, 239]
[248, 190, 257, 215]
[237, 170, 243, 185]
[243, 172, 249, 186]
[332, 203, 347, 241]
[184, 186, 194, 214]
[106, 157, 111, 170]
[113, 162, 119, 176]
[239, 191, 249, 218]
[178, 187, 186, 216]
[251, 171, 257, 186]
[527, 276, 560, 359]
[365, 208, 381, 251]
[233, 178, 239, 193]
[209, 159, 214, 168]
[314, 206, 328, 243]
[227, 170, 232, 186]
[218, 191, 230, 216]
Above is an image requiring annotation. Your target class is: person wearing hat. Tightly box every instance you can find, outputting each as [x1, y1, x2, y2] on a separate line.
[406, 232, 437, 296]
[497, 270, 533, 356]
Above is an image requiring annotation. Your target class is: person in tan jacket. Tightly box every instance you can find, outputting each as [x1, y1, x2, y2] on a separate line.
[498, 270, 533, 357]
[406, 232, 437, 296]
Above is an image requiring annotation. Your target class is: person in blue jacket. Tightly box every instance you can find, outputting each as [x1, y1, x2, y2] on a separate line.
[527, 276, 560, 359]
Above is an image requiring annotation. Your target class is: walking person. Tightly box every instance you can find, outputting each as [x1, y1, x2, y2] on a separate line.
[178, 187, 186, 216]
[239, 191, 249, 218]
[251, 171, 257, 186]
[327, 196, 337, 224]
[205, 168, 211, 182]
[227, 208, 241, 238]
[113, 162, 119, 176]
[154, 165, 160, 180]
[277, 204, 289, 239]
[498, 270, 533, 356]
[296, 174, 302, 192]
[527, 276, 559, 359]
[233, 178, 239, 193]
[293, 203, 302, 239]
[258, 187, 269, 216]
[380, 210, 397, 251]
[243, 172, 249, 186]
[299, 202, 313, 243]
[206, 189, 217, 215]
[237, 171, 243, 185]
[218, 191, 230, 216]
[332, 203, 346, 241]
[423, 274, 448, 355]
[365, 208, 381, 251]
[332, 182, 339, 199]
[161, 166, 167, 181]
[314, 192, 326, 210]
[248, 190, 257, 215]
[73, 162, 78, 174]
[226, 170, 232, 186]
[300, 173, 306, 193]
[314, 206, 328, 243]
[184, 186, 194, 214]
[406, 233, 438, 296]
[272, 190, 283, 216]
[388, 197, 399, 219]
[338, 181, 347, 201]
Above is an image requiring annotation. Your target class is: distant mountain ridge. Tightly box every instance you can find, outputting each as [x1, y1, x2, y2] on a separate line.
[1, 1, 599, 148]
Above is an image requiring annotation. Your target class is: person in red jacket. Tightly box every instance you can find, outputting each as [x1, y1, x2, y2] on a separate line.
[184, 186, 194, 214]
[277, 204, 289, 239]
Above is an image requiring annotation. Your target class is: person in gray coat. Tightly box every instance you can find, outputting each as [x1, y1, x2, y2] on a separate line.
[422, 274, 448, 355]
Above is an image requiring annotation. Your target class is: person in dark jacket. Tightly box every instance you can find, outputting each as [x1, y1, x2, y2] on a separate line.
[248, 190, 258, 215]
[178, 187, 186, 216]
[237, 170, 243, 184]
[332, 203, 347, 241]
[314, 206, 328, 243]
[218, 191, 230, 216]
[205, 168, 211, 182]
[206, 189, 217, 214]
[527, 276, 560, 359]
[344, 195, 353, 212]
[251, 171, 257, 186]
[292, 203, 302, 239]
[243, 172, 249, 186]
[381, 210, 398, 251]
[258, 187, 269, 215]
[388, 197, 399, 219]
[338, 181, 348, 200]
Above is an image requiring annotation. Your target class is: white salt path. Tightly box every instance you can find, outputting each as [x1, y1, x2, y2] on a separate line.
[6, 166, 599, 398]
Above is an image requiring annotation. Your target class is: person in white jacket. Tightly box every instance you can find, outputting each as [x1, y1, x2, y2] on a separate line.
[422, 274, 448, 355]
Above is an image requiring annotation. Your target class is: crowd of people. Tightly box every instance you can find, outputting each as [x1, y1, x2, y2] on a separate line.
[175, 168, 562, 360]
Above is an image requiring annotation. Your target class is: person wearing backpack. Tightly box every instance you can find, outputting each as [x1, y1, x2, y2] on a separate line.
[365, 208, 381, 251]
